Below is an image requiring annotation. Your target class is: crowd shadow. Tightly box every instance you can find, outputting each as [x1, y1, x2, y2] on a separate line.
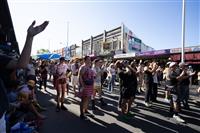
[117, 110, 200, 133]
[36, 81, 200, 133]
[36, 88, 134, 133]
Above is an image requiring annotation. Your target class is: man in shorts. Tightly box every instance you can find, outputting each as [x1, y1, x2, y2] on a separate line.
[91, 59, 107, 110]
[71, 58, 79, 96]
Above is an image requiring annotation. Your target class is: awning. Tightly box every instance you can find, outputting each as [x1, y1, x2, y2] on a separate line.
[37, 53, 61, 60]
[114, 53, 136, 59]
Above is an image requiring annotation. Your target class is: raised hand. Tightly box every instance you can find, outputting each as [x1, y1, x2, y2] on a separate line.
[27, 20, 49, 37]
[190, 71, 196, 76]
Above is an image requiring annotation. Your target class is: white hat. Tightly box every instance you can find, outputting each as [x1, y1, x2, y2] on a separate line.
[166, 62, 171, 65]
[169, 62, 177, 68]
[179, 62, 188, 67]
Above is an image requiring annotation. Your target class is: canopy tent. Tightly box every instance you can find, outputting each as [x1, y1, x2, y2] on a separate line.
[36, 53, 61, 60]
[49, 53, 61, 60]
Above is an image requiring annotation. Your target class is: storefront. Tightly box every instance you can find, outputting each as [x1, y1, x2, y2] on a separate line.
[170, 46, 200, 64]
[171, 52, 200, 64]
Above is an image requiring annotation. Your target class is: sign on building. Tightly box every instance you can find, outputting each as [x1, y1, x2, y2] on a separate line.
[124, 25, 141, 53]
[64, 47, 71, 60]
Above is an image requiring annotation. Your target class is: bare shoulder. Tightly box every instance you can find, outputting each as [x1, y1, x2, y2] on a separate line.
[79, 65, 86, 73]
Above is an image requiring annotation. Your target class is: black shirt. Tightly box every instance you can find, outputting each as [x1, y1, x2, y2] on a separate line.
[169, 70, 178, 86]
[144, 70, 153, 84]
[179, 69, 190, 86]
[119, 69, 137, 89]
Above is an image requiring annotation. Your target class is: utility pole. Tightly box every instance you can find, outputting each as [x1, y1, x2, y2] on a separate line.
[181, 0, 186, 63]
[67, 21, 69, 47]
[48, 39, 50, 52]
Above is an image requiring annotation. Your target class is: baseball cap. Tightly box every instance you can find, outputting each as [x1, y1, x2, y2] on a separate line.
[169, 62, 177, 68]
[166, 62, 171, 65]
[179, 62, 188, 67]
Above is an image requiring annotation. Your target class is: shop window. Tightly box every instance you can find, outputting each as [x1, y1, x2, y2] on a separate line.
[113, 41, 118, 50]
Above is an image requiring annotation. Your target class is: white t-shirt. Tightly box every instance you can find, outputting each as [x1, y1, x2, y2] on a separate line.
[107, 67, 116, 75]
[163, 67, 170, 80]
[56, 63, 68, 79]
[92, 66, 101, 85]
[71, 63, 79, 75]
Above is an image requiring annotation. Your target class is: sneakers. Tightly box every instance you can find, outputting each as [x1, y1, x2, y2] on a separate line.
[164, 98, 170, 103]
[131, 103, 137, 108]
[173, 114, 185, 123]
[144, 102, 151, 107]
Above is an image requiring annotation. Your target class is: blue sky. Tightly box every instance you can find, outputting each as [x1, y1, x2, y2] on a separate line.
[8, 0, 199, 55]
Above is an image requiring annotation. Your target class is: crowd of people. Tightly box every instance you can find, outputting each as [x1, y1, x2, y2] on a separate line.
[1, 20, 200, 133]
[0, 21, 49, 133]
[25, 54, 199, 123]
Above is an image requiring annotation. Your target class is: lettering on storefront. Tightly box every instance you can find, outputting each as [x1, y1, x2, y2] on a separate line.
[170, 48, 192, 53]
[171, 53, 200, 61]
[136, 49, 169, 56]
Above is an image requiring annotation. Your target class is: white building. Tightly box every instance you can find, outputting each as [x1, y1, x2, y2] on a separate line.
[82, 23, 154, 58]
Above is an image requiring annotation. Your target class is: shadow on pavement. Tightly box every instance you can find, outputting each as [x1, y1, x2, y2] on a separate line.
[35, 81, 200, 133]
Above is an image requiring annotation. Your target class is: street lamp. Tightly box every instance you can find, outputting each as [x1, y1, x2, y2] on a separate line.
[67, 21, 69, 47]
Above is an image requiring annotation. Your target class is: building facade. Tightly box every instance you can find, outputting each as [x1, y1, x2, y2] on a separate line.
[52, 24, 154, 59]
[82, 23, 154, 57]
[70, 44, 81, 58]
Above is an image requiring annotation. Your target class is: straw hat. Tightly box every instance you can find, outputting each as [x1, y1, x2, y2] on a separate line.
[27, 80, 35, 87]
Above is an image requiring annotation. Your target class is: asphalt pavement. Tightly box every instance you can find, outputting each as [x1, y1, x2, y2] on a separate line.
[36, 81, 200, 133]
